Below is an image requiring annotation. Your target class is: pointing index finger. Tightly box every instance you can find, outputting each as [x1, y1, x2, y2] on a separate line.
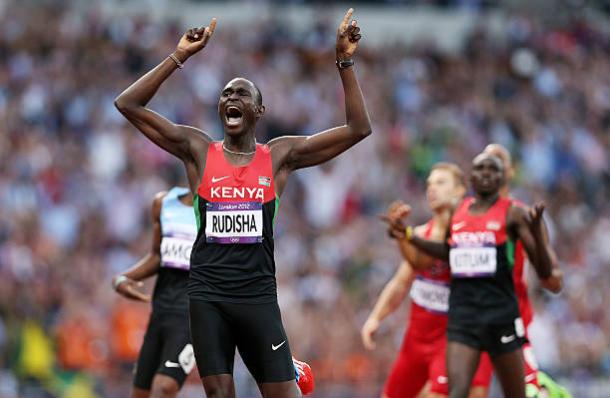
[341, 8, 354, 30]
[207, 18, 217, 37]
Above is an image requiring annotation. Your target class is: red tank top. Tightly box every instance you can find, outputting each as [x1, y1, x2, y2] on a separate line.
[189, 142, 280, 303]
[407, 219, 451, 342]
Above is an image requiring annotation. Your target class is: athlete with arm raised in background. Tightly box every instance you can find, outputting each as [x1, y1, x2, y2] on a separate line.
[385, 153, 558, 398]
[366, 163, 492, 398]
[115, 8, 370, 398]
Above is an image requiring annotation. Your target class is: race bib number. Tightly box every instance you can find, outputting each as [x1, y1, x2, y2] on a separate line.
[450, 247, 497, 277]
[205, 202, 263, 244]
[410, 277, 450, 314]
[160, 237, 194, 270]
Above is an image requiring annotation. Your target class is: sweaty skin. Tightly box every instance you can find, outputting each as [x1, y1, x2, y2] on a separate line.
[115, 9, 370, 398]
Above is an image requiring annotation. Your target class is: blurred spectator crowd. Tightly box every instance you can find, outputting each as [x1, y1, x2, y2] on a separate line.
[0, 1, 609, 397]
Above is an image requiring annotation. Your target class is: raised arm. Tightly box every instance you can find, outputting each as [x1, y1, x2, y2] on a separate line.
[270, 8, 371, 174]
[111, 192, 165, 302]
[381, 201, 450, 265]
[508, 203, 556, 290]
[114, 20, 217, 166]
[513, 203, 562, 293]
[361, 261, 415, 350]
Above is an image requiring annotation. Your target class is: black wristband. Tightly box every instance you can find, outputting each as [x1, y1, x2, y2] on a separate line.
[336, 59, 354, 69]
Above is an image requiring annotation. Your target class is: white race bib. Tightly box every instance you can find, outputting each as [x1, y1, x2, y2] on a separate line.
[410, 277, 450, 313]
[450, 247, 497, 277]
[160, 236, 194, 270]
[205, 202, 263, 244]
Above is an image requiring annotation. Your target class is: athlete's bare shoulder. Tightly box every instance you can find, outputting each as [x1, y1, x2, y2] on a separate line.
[152, 191, 169, 219]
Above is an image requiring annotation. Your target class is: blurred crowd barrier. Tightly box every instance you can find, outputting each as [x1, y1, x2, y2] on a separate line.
[0, 1, 609, 397]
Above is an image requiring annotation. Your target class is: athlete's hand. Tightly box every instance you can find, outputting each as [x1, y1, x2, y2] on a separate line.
[361, 317, 380, 350]
[524, 202, 545, 234]
[379, 200, 411, 239]
[175, 18, 217, 59]
[113, 276, 151, 302]
[540, 268, 564, 294]
[336, 8, 362, 61]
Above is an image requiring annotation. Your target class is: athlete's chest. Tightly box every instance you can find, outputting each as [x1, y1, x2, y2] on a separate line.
[199, 143, 275, 203]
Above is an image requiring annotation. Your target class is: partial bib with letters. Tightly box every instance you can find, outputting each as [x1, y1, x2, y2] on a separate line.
[410, 276, 450, 314]
[152, 186, 196, 314]
[450, 231, 497, 277]
[160, 187, 197, 270]
[189, 142, 279, 303]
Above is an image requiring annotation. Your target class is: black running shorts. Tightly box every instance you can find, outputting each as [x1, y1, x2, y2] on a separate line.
[447, 317, 525, 357]
[133, 312, 194, 389]
[189, 299, 295, 383]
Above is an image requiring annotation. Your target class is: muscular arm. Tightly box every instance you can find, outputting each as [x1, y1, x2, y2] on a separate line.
[508, 205, 554, 283]
[270, 65, 371, 172]
[114, 23, 216, 189]
[114, 53, 211, 161]
[269, 10, 371, 194]
[369, 261, 415, 322]
[361, 261, 415, 349]
[396, 225, 437, 270]
[408, 235, 450, 262]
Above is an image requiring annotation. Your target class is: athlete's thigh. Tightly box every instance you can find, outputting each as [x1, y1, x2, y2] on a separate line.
[131, 387, 150, 398]
[428, 348, 489, 398]
[490, 349, 525, 398]
[133, 315, 163, 391]
[150, 374, 180, 398]
[201, 374, 236, 398]
[469, 353, 492, 397]
[189, 299, 237, 377]
[155, 313, 194, 388]
[446, 341, 481, 398]
[384, 340, 431, 398]
[232, 301, 295, 384]
[258, 380, 301, 398]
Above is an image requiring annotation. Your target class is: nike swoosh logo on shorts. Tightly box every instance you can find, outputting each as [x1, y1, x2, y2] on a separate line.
[165, 360, 180, 368]
[271, 341, 286, 351]
[501, 334, 516, 344]
[212, 176, 230, 183]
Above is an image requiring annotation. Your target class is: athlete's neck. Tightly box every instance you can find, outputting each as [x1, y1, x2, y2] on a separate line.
[473, 191, 499, 212]
[223, 134, 256, 154]
[499, 185, 510, 198]
[432, 207, 452, 225]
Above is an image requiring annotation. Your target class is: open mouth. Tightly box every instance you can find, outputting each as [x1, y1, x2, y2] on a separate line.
[225, 106, 243, 127]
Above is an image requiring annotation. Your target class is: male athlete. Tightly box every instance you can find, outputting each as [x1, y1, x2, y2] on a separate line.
[362, 163, 492, 398]
[115, 9, 369, 398]
[384, 153, 559, 398]
[112, 187, 197, 398]
[483, 144, 569, 398]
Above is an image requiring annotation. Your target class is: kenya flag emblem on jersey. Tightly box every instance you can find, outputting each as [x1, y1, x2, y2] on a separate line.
[259, 176, 271, 187]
